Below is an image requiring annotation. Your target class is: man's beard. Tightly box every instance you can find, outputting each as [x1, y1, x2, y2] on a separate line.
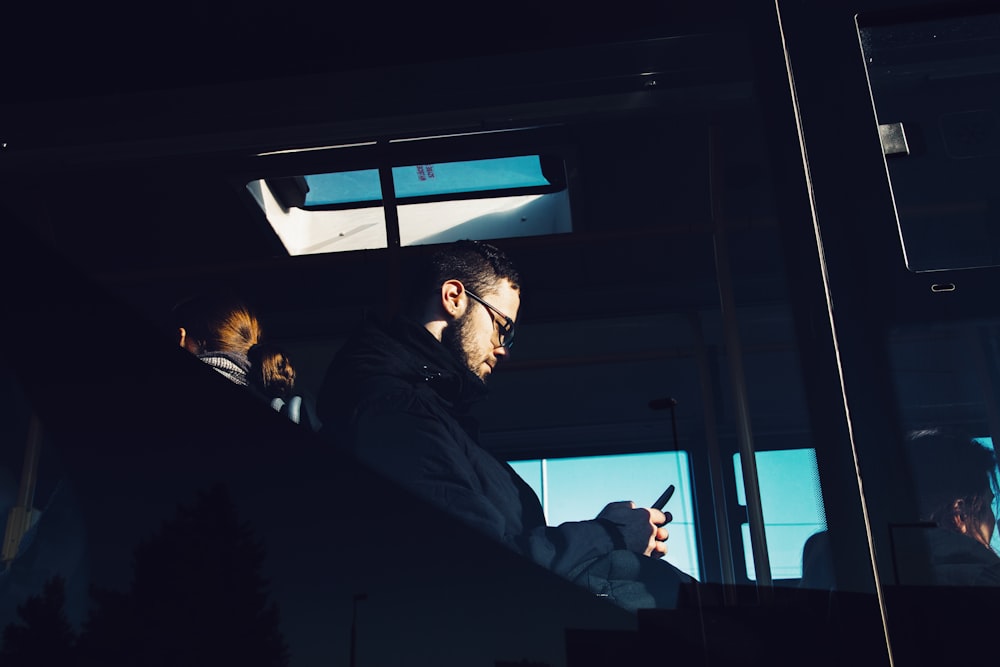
[441, 310, 487, 382]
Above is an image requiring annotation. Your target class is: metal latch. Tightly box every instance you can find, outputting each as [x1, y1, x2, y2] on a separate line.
[878, 122, 910, 156]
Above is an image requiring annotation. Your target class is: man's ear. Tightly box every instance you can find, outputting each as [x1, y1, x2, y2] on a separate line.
[440, 280, 466, 318]
[178, 327, 187, 348]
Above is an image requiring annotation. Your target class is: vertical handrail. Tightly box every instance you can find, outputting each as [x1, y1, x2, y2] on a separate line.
[708, 123, 773, 596]
[689, 312, 739, 603]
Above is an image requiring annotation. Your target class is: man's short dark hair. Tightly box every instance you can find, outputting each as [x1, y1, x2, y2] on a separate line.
[405, 240, 521, 315]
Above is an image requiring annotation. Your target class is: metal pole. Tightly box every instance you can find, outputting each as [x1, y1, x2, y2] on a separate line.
[690, 313, 739, 603]
[708, 123, 773, 596]
[349, 593, 367, 667]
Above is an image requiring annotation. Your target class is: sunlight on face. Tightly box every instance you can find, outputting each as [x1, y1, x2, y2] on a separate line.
[445, 279, 520, 381]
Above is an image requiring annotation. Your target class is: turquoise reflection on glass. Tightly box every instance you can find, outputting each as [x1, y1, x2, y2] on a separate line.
[303, 169, 382, 206]
[392, 156, 549, 198]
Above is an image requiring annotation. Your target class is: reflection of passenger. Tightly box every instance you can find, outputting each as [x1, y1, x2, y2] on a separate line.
[317, 240, 690, 610]
[800, 430, 1000, 589]
[0, 397, 88, 632]
[799, 530, 835, 590]
[906, 429, 1000, 585]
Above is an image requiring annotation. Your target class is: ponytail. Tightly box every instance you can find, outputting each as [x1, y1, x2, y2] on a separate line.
[247, 343, 296, 401]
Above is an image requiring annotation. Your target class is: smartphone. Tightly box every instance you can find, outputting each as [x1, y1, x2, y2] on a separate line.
[652, 484, 676, 510]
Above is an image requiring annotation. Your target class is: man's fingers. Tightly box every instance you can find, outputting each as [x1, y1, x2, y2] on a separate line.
[649, 535, 669, 558]
[647, 508, 667, 525]
[645, 524, 670, 557]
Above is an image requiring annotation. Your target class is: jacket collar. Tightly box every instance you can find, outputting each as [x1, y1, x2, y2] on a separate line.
[197, 350, 250, 386]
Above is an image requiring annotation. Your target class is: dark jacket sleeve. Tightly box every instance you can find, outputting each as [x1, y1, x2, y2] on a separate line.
[348, 391, 629, 578]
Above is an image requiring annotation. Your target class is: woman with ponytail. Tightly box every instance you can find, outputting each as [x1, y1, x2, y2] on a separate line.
[171, 294, 319, 430]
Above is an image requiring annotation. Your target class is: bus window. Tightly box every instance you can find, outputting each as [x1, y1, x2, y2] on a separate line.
[885, 321, 1000, 586]
[972, 438, 1000, 555]
[733, 448, 827, 581]
[510, 451, 700, 579]
[859, 10, 1000, 272]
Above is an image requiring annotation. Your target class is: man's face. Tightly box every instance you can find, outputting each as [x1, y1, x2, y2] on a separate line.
[442, 278, 520, 382]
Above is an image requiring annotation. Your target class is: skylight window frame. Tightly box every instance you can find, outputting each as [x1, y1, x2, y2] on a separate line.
[239, 125, 580, 256]
[298, 179, 564, 212]
[291, 151, 568, 211]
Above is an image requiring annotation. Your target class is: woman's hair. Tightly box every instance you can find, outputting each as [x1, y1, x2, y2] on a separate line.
[907, 429, 998, 546]
[171, 294, 261, 356]
[247, 343, 296, 401]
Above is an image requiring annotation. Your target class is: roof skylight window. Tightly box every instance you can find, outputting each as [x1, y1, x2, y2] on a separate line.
[249, 153, 572, 256]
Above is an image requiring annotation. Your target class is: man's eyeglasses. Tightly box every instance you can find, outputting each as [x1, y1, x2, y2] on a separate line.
[466, 290, 516, 349]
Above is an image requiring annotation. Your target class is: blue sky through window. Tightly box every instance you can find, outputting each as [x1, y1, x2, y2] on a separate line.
[509, 452, 700, 579]
[973, 437, 1000, 553]
[303, 169, 382, 206]
[734, 448, 827, 580]
[300, 157, 549, 207]
[392, 156, 549, 198]
[510, 448, 829, 582]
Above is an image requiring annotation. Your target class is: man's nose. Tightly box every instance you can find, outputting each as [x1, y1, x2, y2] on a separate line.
[494, 344, 508, 359]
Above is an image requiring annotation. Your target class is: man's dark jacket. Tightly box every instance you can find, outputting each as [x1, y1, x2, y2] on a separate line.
[317, 316, 688, 608]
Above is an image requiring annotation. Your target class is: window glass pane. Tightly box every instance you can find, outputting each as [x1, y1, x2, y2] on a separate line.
[885, 322, 1000, 585]
[398, 191, 571, 246]
[510, 452, 700, 580]
[734, 449, 827, 580]
[303, 169, 382, 206]
[250, 179, 387, 255]
[858, 11, 1000, 271]
[973, 437, 1000, 554]
[392, 156, 550, 199]
[508, 459, 544, 515]
[271, 208, 387, 255]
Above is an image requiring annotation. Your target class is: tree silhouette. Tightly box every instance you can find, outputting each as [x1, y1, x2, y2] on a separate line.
[0, 575, 77, 666]
[78, 483, 289, 667]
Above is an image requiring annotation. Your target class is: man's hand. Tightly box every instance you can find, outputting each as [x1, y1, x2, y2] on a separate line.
[645, 504, 670, 558]
[595, 501, 671, 558]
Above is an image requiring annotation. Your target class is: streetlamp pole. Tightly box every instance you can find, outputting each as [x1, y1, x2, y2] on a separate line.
[350, 593, 367, 667]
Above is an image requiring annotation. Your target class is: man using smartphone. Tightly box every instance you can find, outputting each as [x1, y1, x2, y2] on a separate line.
[318, 240, 689, 609]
